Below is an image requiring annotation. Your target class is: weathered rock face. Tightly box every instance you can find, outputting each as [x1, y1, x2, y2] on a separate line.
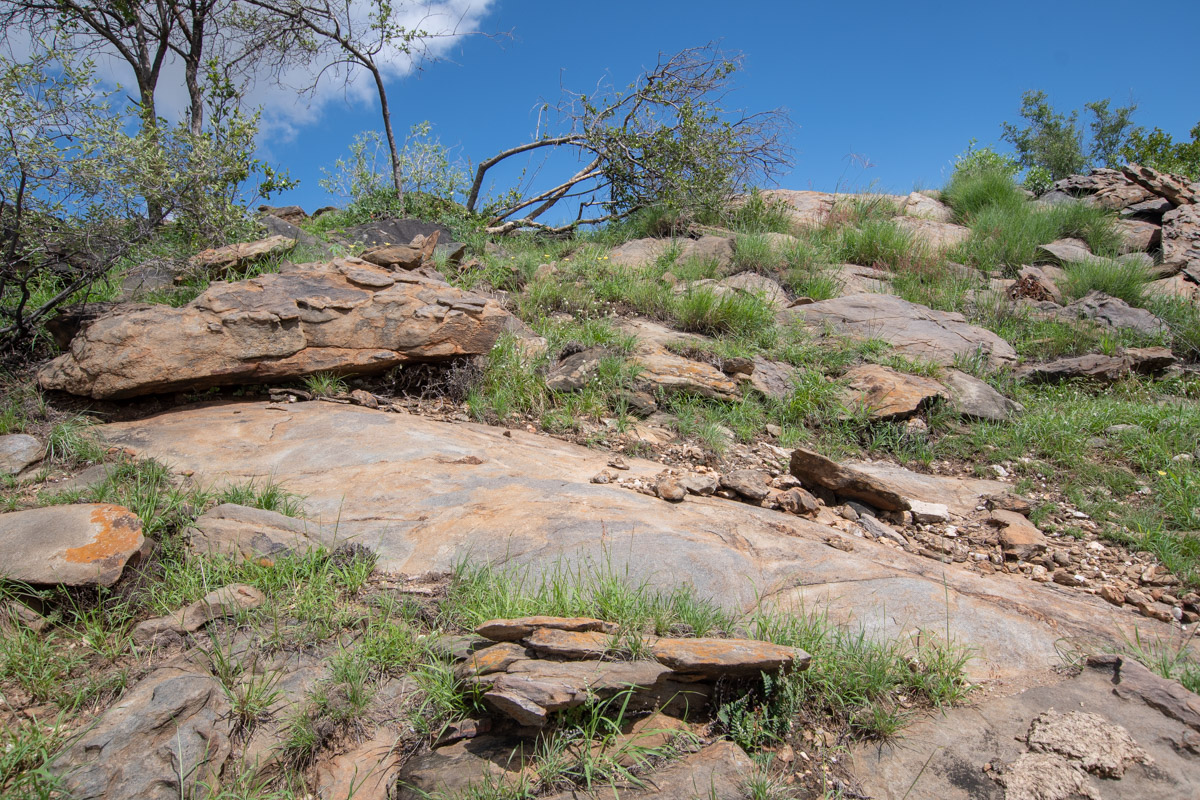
[1036, 238, 1093, 265]
[789, 447, 910, 511]
[132, 583, 265, 645]
[187, 503, 336, 563]
[187, 234, 296, 280]
[101, 402, 1180, 682]
[941, 369, 1022, 422]
[0, 433, 43, 475]
[758, 189, 839, 228]
[1122, 163, 1199, 206]
[50, 663, 232, 799]
[893, 216, 971, 252]
[787, 294, 1017, 368]
[1017, 347, 1175, 384]
[1114, 218, 1162, 253]
[0, 503, 144, 587]
[617, 319, 740, 400]
[900, 191, 954, 223]
[1056, 290, 1166, 336]
[341, 217, 466, 264]
[1161, 203, 1200, 274]
[990, 510, 1048, 560]
[841, 364, 945, 421]
[38, 259, 511, 399]
[608, 235, 734, 270]
[649, 637, 804, 677]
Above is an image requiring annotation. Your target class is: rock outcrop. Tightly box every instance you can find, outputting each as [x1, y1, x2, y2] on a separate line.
[39, 259, 511, 399]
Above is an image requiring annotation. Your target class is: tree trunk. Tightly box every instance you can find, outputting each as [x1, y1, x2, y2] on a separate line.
[370, 65, 403, 205]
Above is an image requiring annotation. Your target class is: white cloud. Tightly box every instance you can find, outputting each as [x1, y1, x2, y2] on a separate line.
[5, 0, 494, 142]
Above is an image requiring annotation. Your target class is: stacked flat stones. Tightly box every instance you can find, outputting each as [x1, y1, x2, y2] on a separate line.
[443, 616, 809, 727]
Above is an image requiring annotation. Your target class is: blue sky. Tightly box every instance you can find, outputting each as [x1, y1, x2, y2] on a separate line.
[264, 0, 1200, 213]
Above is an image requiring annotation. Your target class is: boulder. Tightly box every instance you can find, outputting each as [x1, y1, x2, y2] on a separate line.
[841, 364, 945, 421]
[341, 217, 466, 264]
[44, 301, 126, 349]
[650, 637, 806, 677]
[892, 216, 971, 252]
[757, 189, 839, 228]
[1056, 291, 1166, 336]
[50, 663, 232, 799]
[187, 503, 333, 563]
[778, 486, 820, 516]
[1114, 218, 1162, 253]
[258, 214, 329, 253]
[545, 347, 606, 392]
[941, 369, 1022, 422]
[787, 294, 1017, 368]
[0, 504, 143, 587]
[396, 736, 532, 800]
[618, 319, 740, 400]
[186, 234, 296, 279]
[990, 510, 1048, 560]
[608, 236, 733, 270]
[719, 469, 772, 501]
[1161, 203, 1200, 275]
[718, 271, 789, 310]
[1122, 163, 1199, 206]
[258, 204, 307, 224]
[39, 259, 511, 399]
[0, 433, 43, 475]
[1121, 197, 1173, 219]
[744, 356, 797, 400]
[1017, 347, 1175, 383]
[790, 447, 910, 511]
[1036, 238, 1093, 265]
[900, 191, 954, 223]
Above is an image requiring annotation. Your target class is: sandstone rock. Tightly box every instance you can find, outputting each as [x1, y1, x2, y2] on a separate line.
[900, 191, 954, 223]
[187, 234, 295, 279]
[893, 216, 970, 252]
[133, 583, 265, 645]
[841, 364, 945, 421]
[719, 271, 789, 310]
[50, 664, 232, 799]
[1096, 654, 1200, 732]
[456, 642, 530, 677]
[1025, 709, 1152, 778]
[396, 736, 532, 800]
[790, 447, 910, 511]
[618, 319, 739, 400]
[187, 503, 333, 563]
[313, 731, 400, 800]
[0, 600, 49, 633]
[990, 510, 1048, 560]
[1114, 218, 1162, 253]
[650, 637, 805, 677]
[476, 616, 618, 642]
[909, 500, 949, 524]
[831, 263, 893, 295]
[1122, 163, 1199, 206]
[0, 504, 143, 587]
[258, 214, 330, 254]
[1017, 347, 1175, 383]
[548, 742, 755, 800]
[1161, 203, 1200, 275]
[608, 236, 733, 270]
[941, 368, 1022, 422]
[39, 260, 510, 399]
[787, 294, 1017, 368]
[1121, 196, 1173, 218]
[360, 242, 426, 270]
[719, 469, 772, 501]
[1056, 290, 1166, 335]
[744, 356, 797, 400]
[994, 752, 1100, 800]
[656, 477, 686, 503]
[1036, 238, 1093, 265]
[258, 204, 307, 224]
[0, 433, 42, 475]
[546, 347, 605, 392]
[860, 514, 908, 546]
[757, 189, 838, 228]
[44, 301, 126, 348]
[523, 628, 612, 659]
[778, 487, 820, 516]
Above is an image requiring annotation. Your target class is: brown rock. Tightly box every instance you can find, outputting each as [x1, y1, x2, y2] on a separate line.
[1036, 238, 1093, 265]
[650, 637, 806, 677]
[186, 503, 331, 564]
[522, 628, 613, 660]
[1122, 163, 1199, 206]
[1017, 348, 1176, 384]
[777, 487, 820, 516]
[39, 260, 511, 399]
[456, 642, 529, 678]
[900, 191, 954, 223]
[1099, 585, 1126, 607]
[1114, 218, 1162, 253]
[0, 504, 144, 587]
[1161, 203, 1200, 275]
[841, 364, 945, 421]
[542, 741, 755, 800]
[187, 234, 295, 279]
[475, 616, 618, 642]
[893, 216, 971, 252]
[1025, 709, 1152, 778]
[133, 583, 265, 645]
[1092, 654, 1200, 732]
[718, 469, 772, 501]
[989, 510, 1049, 560]
[656, 477, 686, 503]
[789, 446, 910, 511]
[1, 600, 50, 633]
[313, 732, 400, 800]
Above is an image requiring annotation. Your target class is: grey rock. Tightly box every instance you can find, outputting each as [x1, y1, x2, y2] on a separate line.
[51, 664, 232, 799]
[941, 369, 1022, 422]
[341, 217, 466, 265]
[787, 294, 1017, 368]
[677, 473, 720, 496]
[1057, 291, 1166, 336]
[546, 348, 606, 392]
[1121, 197, 1173, 218]
[860, 514, 907, 546]
[719, 469, 772, 501]
[1036, 238, 1093, 265]
[1162, 203, 1200, 276]
[790, 447, 910, 511]
[258, 214, 331, 254]
[1017, 348, 1176, 383]
[187, 503, 334, 563]
[0, 503, 143, 587]
[0, 433, 43, 475]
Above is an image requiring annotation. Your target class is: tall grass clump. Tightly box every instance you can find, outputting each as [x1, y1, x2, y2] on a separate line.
[1062, 257, 1150, 307]
[465, 333, 548, 423]
[942, 167, 1026, 221]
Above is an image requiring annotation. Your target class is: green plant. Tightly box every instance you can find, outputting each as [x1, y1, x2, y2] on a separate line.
[214, 476, 305, 517]
[949, 139, 1019, 181]
[1061, 258, 1149, 307]
[1001, 90, 1136, 180]
[1023, 165, 1054, 195]
[206, 635, 284, 734]
[303, 372, 349, 398]
[1120, 121, 1200, 180]
[45, 416, 105, 465]
[0, 709, 68, 800]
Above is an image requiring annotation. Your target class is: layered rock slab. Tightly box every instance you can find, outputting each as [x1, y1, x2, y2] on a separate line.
[39, 259, 510, 399]
[100, 402, 1177, 682]
[786, 294, 1017, 368]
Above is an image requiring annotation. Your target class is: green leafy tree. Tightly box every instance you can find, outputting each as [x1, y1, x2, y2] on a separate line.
[1000, 90, 1137, 182]
[466, 43, 792, 234]
[1120, 122, 1200, 180]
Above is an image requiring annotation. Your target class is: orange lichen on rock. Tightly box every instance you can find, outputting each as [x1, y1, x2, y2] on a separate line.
[63, 505, 144, 564]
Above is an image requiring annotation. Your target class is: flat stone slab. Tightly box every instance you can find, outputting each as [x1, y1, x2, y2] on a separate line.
[101, 402, 1177, 683]
[650, 637, 806, 677]
[477, 616, 618, 642]
[846, 462, 1010, 517]
[0, 433, 43, 475]
[841, 364, 946, 420]
[0, 503, 144, 586]
[851, 655, 1200, 800]
[786, 294, 1017, 368]
[187, 503, 338, 563]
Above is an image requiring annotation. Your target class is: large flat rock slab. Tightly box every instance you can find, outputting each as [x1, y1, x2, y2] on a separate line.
[786, 294, 1017, 368]
[101, 402, 1172, 683]
[0, 503, 144, 587]
[851, 655, 1200, 800]
[38, 259, 510, 399]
